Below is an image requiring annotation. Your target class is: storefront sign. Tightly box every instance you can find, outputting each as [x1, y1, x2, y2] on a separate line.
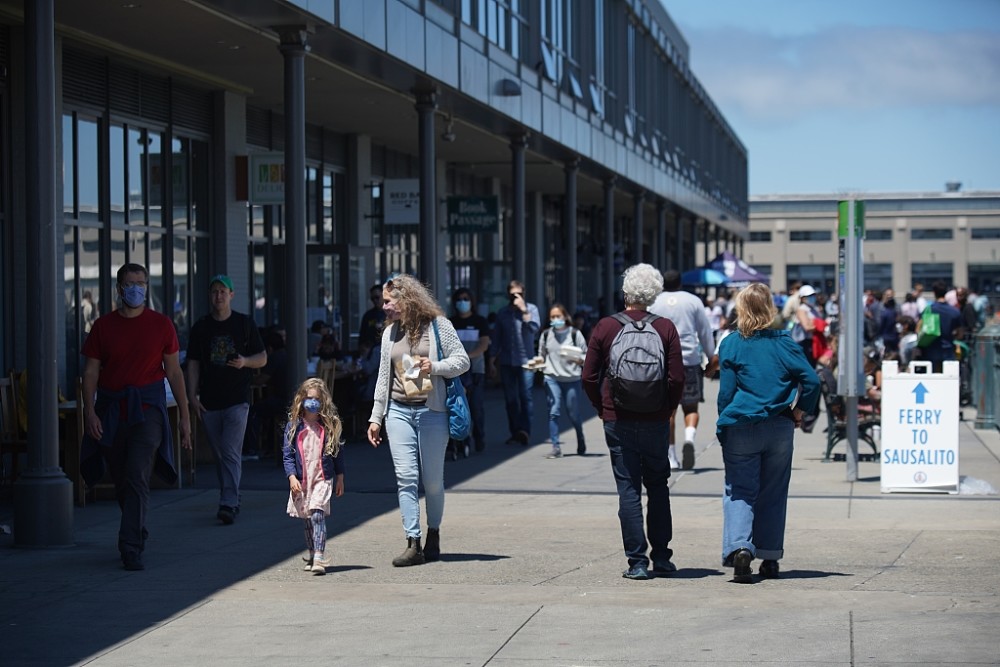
[880, 360, 960, 493]
[447, 196, 499, 233]
[384, 179, 420, 225]
[249, 152, 285, 204]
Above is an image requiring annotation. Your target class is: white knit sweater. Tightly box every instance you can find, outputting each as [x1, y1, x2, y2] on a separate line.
[368, 315, 470, 425]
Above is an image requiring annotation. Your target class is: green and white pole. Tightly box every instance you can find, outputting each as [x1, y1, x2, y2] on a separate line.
[838, 199, 865, 481]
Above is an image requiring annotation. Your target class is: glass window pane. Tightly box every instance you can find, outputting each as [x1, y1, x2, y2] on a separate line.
[64, 224, 79, 384]
[307, 166, 318, 243]
[147, 132, 163, 227]
[110, 228, 126, 311]
[253, 244, 267, 327]
[172, 137, 189, 231]
[110, 124, 125, 221]
[62, 114, 75, 216]
[191, 139, 210, 232]
[77, 118, 99, 223]
[149, 232, 164, 316]
[322, 172, 334, 243]
[128, 127, 145, 225]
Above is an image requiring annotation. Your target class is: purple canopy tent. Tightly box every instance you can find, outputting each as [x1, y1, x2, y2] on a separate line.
[706, 251, 770, 288]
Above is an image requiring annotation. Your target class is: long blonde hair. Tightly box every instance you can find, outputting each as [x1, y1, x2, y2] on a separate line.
[734, 283, 777, 338]
[384, 273, 443, 348]
[285, 377, 343, 458]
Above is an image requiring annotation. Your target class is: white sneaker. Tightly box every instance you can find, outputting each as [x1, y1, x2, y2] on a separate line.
[668, 445, 680, 470]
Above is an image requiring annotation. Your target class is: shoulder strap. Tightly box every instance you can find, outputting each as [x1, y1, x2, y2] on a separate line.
[611, 312, 631, 328]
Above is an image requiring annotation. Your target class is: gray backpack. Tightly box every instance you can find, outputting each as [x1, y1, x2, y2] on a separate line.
[607, 312, 668, 412]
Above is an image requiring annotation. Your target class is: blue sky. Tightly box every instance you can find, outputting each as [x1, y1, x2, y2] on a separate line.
[660, 0, 1000, 195]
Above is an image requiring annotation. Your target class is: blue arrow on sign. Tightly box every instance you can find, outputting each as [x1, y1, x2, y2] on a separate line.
[912, 382, 929, 404]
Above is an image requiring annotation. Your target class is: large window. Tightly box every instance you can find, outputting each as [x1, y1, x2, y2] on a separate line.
[911, 262, 953, 288]
[461, 0, 526, 59]
[864, 263, 893, 291]
[971, 228, 1000, 239]
[867, 228, 892, 241]
[789, 230, 833, 242]
[787, 263, 836, 296]
[749, 231, 771, 242]
[62, 110, 211, 384]
[911, 228, 953, 240]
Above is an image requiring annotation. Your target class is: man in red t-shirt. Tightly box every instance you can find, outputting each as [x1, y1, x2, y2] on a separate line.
[81, 263, 191, 571]
[582, 263, 684, 581]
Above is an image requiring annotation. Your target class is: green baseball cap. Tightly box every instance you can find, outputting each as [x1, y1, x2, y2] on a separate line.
[210, 274, 233, 291]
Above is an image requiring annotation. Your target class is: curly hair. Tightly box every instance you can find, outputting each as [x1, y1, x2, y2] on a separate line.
[285, 377, 343, 458]
[734, 283, 777, 338]
[384, 273, 443, 348]
[621, 263, 663, 307]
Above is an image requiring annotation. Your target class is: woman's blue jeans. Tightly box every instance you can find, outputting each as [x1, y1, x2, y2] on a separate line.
[543, 376, 584, 447]
[720, 415, 795, 563]
[384, 402, 449, 539]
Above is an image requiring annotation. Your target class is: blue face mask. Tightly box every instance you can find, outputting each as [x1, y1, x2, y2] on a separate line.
[455, 299, 471, 314]
[303, 397, 321, 413]
[122, 285, 146, 308]
[550, 319, 565, 329]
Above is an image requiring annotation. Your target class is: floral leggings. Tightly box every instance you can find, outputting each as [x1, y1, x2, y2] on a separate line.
[302, 510, 327, 553]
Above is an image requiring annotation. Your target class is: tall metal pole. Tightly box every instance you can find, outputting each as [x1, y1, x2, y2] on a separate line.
[279, 28, 308, 401]
[838, 199, 865, 482]
[564, 158, 579, 314]
[14, 0, 74, 547]
[510, 133, 527, 283]
[414, 89, 438, 285]
[656, 200, 667, 271]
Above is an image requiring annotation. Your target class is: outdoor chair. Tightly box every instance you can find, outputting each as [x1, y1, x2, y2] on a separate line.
[818, 366, 880, 462]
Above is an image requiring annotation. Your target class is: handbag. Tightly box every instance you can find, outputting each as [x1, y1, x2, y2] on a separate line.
[431, 320, 472, 440]
[917, 307, 941, 348]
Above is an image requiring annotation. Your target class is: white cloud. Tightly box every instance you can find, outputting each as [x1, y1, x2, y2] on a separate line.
[688, 26, 1000, 124]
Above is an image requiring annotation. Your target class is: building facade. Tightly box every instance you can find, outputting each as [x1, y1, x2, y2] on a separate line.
[746, 190, 1000, 300]
[0, 0, 748, 396]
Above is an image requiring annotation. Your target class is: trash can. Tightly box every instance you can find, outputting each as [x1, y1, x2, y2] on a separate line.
[973, 321, 1000, 431]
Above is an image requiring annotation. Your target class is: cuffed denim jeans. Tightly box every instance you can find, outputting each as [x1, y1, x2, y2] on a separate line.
[720, 414, 795, 563]
[543, 376, 585, 447]
[201, 402, 250, 509]
[384, 402, 449, 538]
[499, 364, 534, 438]
[603, 419, 673, 569]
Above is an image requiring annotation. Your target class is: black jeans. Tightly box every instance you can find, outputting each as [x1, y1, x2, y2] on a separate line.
[106, 408, 163, 556]
[603, 419, 673, 568]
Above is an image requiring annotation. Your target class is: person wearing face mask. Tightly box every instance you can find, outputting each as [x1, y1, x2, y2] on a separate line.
[80, 263, 192, 571]
[791, 285, 821, 367]
[448, 288, 491, 455]
[537, 303, 588, 458]
[367, 274, 470, 566]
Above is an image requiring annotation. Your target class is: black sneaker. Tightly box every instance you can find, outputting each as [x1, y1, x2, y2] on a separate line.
[217, 506, 236, 525]
[731, 548, 753, 583]
[577, 443, 586, 456]
[122, 552, 144, 571]
[651, 560, 677, 576]
[682, 442, 695, 470]
[759, 560, 780, 579]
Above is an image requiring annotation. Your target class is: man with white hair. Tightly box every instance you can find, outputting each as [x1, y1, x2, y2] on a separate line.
[583, 263, 685, 580]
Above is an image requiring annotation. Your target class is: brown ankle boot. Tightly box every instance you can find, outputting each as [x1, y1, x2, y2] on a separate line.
[392, 536, 425, 567]
[424, 528, 440, 562]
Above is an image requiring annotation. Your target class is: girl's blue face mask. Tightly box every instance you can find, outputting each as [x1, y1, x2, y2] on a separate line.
[303, 397, 321, 413]
[455, 299, 471, 314]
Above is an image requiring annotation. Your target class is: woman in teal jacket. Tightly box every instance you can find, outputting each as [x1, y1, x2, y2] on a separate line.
[717, 283, 820, 583]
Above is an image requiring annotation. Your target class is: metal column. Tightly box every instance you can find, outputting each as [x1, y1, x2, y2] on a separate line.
[278, 28, 308, 401]
[415, 89, 438, 285]
[656, 200, 667, 271]
[674, 213, 684, 272]
[510, 133, 527, 283]
[603, 178, 616, 315]
[15, 0, 74, 547]
[564, 158, 579, 314]
[632, 190, 645, 264]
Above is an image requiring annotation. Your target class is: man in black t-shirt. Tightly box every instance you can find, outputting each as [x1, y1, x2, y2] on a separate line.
[357, 283, 387, 353]
[186, 275, 267, 524]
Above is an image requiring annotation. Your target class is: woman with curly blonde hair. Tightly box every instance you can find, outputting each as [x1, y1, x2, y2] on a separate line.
[717, 282, 820, 583]
[283, 377, 344, 575]
[367, 274, 470, 566]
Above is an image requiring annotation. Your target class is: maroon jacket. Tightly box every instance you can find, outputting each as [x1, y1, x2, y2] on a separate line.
[582, 309, 685, 422]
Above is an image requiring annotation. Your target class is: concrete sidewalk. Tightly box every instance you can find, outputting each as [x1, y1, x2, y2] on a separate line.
[2, 377, 999, 666]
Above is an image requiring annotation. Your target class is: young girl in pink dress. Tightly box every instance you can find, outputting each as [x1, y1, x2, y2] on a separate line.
[283, 378, 345, 575]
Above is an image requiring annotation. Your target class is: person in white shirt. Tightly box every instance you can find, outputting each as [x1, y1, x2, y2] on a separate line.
[649, 270, 716, 470]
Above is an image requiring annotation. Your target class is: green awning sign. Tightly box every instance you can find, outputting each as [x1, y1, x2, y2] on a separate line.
[447, 196, 499, 233]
